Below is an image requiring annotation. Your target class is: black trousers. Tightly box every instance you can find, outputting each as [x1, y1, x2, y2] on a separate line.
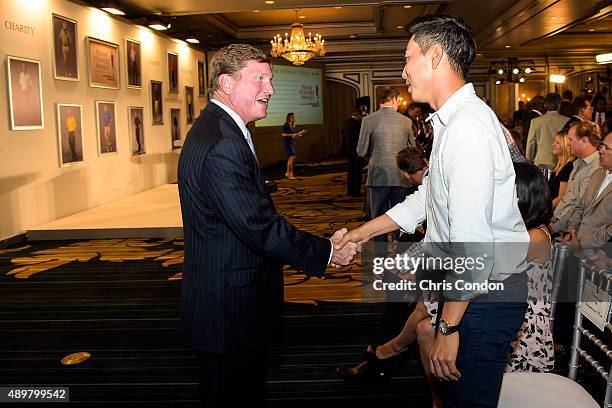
[347, 156, 365, 196]
[196, 349, 266, 407]
[367, 185, 415, 242]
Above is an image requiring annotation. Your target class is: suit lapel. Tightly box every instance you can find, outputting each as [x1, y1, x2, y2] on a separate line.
[586, 169, 608, 208]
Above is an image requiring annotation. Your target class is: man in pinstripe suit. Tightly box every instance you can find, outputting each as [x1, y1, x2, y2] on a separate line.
[178, 44, 358, 406]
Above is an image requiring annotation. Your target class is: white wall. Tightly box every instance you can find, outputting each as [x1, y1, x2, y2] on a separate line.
[0, 0, 206, 240]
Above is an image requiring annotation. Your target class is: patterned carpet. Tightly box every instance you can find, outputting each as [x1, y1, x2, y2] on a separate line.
[1, 161, 369, 304]
[0, 160, 433, 407]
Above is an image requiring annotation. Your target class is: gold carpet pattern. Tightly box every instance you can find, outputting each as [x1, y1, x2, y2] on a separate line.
[4, 167, 370, 304]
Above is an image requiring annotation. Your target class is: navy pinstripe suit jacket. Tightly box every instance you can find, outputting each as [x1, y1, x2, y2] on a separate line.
[178, 102, 330, 353]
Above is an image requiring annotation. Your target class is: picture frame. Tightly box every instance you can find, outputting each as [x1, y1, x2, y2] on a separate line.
[51, 14, 79, 81]
[170, 108, 181, 149]
[56, 104, 84, 167]
[150, 81, 163, 125]
[87, 37, 120, 89]
[7, 56, 44, 130]
[125, 38, 141, 89]
[168, 52, 178, 93]
[197, 59, 206, 96]
[95, 100, 118, 155]
[128, 106, 145, 156]
[185, 86, 195, 123]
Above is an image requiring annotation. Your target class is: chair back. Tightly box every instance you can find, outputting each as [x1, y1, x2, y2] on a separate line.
[568, 258, 612, 408]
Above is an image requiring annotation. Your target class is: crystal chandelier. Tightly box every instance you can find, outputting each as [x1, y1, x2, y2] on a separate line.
[270, 9, 325, 66]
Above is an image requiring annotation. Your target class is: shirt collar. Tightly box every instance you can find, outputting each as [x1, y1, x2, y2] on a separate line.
[532, 109, 543, 115]
[581, 150, 600, 165]
[426, 83, 475, 127]
[210, 99, 249, 138]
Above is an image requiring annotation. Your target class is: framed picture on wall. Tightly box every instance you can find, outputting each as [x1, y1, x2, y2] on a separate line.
[150, 81, 163, 125]
[56, 104, 84, 166]
[7, 56, 44, 130]
[197, 59, 206, 96]
[87, 37, 119, 89]
[168, 52, 178, 93]
[95, 100, 118, 155]
[51, 14, 79, 81]
[129, 106, 145, 156]
[170, 108, 181, 149]
[185, 86, 195, 123]
[125, 38, 141, 89]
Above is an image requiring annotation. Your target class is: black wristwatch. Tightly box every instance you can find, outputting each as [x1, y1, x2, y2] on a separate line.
[439, 318, 459, 336]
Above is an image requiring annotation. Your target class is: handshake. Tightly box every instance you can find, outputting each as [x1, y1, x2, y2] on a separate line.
[329, 227, 367, 268]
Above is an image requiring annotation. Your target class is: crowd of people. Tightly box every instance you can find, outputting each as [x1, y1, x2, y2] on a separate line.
[177, 12, 610, 408]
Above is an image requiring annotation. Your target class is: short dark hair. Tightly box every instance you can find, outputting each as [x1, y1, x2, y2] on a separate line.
[396, 147, 427, 174]
[406, 15, 476, 80]
[208, 44, 269, 95]
[285, 112, 294, 123]
[513, 162, 552, 230]
[562, 90, 573, 101]
[530, 95, 546, 111]
[571, 96, 589, 116]
[558, 100, 573, 117]
[544, 93, 561, 111]
[378, 87, 399, 103]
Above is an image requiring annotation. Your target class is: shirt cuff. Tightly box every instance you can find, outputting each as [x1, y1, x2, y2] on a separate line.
[328, 240, 334, 264]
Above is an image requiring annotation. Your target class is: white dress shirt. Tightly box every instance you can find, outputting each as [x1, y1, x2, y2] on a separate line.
[596, 170, 612, 200]
[386, 83, 529, 299]
[210, 99, 257, 158]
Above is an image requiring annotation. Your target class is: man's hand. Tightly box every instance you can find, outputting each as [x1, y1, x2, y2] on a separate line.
[335, 227, 368, 251]
[430, 332, 461, 382]
[562, 230, 580, 252]
[330, 228, 359, 268]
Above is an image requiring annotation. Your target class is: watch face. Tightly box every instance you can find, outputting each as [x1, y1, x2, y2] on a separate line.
[439, 320, 449, 334]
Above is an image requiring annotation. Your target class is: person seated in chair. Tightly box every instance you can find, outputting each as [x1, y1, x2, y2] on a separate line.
[562, 131, 612, 250]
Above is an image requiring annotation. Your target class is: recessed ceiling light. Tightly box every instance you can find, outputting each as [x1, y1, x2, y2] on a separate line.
[253, 10, 260, 12]
[476, 53, 483, 56]
[299, 15, 306, 19]
[350, 35, 356, 38]
[589, 29, 595, 32]
[397, 25, 404, 29]
[264, 0, 275, 4]
[404, 5, 412, 8]
[102, 7, 125, 15]
[505, 45, 511, 48]
[186, 38, 199, 44]
[334, 6, 342, 9]
[551, 16, 556, 19]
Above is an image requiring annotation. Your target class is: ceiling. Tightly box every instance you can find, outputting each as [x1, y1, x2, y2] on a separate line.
[84, 0, 612, 60]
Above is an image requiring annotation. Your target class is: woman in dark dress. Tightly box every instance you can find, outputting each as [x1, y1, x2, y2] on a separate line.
[549, 130, 575, 209]
[281, 112, 305, 179]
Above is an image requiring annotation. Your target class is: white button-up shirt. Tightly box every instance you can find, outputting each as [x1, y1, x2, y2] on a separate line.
[386, 83, 529, 298]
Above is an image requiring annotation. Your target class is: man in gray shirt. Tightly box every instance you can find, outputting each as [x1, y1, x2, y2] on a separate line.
[357, 87, 416, 242]
[552, 121, 601, 233]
